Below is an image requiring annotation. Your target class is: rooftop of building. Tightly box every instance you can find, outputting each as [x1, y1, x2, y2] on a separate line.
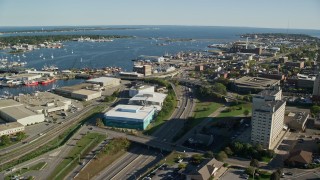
[130, 84, 154, 90]
[104, 104, 155, 120]
[17, 92, 71, 107]
[86, 77, 120, 84]
[9, 73, 40, 78]
[0, 122, 24, 131]
[257, 86, 281, 97]
[234, 76, 280, 88]
[72, 89, 101, 96]
[129, 92, 167, 103]
[0, 99, 23, 110]
[0, 106, 39, 120]
[187, 158, 223, 179]
[255, 100, 286, 113]
[58, 83, 94, 92]
[284, 111, 309, 129]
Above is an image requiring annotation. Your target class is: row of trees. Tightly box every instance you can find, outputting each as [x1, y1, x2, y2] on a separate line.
[197, 83, 227, 100]
[0, 132, 27, 146]
[99, 137, 130, 156]
[226, 142, 275, 161]
[104, 89, 120, 103]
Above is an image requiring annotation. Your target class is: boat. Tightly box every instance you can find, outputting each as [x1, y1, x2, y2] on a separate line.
[24, 80, 38, 86]
[40, 78, 55, 85]
[42, 65, 59, 71]
[51, 54, 54, 59]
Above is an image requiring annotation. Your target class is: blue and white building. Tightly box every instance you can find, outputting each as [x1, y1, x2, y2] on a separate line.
[104, 104, 156, 130]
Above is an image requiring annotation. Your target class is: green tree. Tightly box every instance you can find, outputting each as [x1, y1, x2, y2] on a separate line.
[16, 132, 26, 141]
[250, 159, 260, 168]
[224, 147, 233, 156]
[270, 171, 280, 180]
[215, 151, 228, 161]
[178, 163, 187, 169]
[1, 135, 10, 145]
[204, 151, 214, 158]
[245, 166, 255, 176]
[96, 118, 104, 127]
[212, 83, 227, 95]
[191, 154, 204, 164]
[243, 109, 250, 117]
[310, 105, 320, 117]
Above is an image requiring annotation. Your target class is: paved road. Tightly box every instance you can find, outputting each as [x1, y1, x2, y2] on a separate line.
[175, 106, 225, 146]
[0, 103, 99, 167]
[91, 84, 194, 180]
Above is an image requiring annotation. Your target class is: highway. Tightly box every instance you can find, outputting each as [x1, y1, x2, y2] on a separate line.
[0, 101, 103, 168]
[90, 84, 195, 180]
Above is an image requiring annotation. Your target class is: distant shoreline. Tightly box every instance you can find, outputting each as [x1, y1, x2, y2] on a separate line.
[0, 27, 140, 34]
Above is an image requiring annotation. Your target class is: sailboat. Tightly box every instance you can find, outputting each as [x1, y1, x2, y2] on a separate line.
[51, 54, 54, 59]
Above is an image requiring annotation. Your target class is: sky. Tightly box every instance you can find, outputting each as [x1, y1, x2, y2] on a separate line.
[0, 0, 320, 30]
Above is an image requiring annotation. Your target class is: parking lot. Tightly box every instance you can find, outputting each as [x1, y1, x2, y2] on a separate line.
[220, 168, 245, 180]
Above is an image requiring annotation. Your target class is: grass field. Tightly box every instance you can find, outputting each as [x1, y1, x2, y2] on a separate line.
[49, 133, 106, 180]
[5, 162, 47, 180]
[194, 101, 221, 119]
[159, 151, 186, 166]
[218, 103, 252, 118]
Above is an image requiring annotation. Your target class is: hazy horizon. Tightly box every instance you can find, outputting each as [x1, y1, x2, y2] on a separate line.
[1, 0, 319, 30]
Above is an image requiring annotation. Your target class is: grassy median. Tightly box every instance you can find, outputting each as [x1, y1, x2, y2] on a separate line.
[49, 133, 106, 180]
[75, 137, 131, 180]
[173, 100, 221, 141]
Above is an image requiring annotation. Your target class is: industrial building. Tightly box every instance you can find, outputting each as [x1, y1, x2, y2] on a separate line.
[119, 71, 144, 78]
[0, 122, 25, 136]
[133, 65, 152, 76]
[129, 85, 155, 97]
[8, 73, 42, 81]
[86, 77, 120, 88]
[284, 111, 309, 132]
[251, 86, 286, 149]
[16, 92, 72, 116]
[25, 69, 56, 77]
[0, 99, 45, 126]
[104, 104, 155, 130]
[233, 76, 280, 93]
[54, 83, 102, 101]
[129, 92, 167, 111]
[71, 89, 102, 101]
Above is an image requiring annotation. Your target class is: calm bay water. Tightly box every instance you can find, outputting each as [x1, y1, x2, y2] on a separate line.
[0, 25, 319, 95]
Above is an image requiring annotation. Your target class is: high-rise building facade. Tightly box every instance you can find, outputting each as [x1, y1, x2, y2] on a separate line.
[251, 86, 286, 149]
[313, 72, 320, 102]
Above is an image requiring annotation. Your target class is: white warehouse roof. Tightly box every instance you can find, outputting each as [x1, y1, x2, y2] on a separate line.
[130, 92, 167, 103]
[104, 105, 155, 121]
[86, 77, 120, 85]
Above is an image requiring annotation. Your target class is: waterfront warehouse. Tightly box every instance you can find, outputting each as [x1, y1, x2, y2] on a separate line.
[86, 77, 120, 88]
[0, 99, 45, 125]
[104, 104, 155, 130]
